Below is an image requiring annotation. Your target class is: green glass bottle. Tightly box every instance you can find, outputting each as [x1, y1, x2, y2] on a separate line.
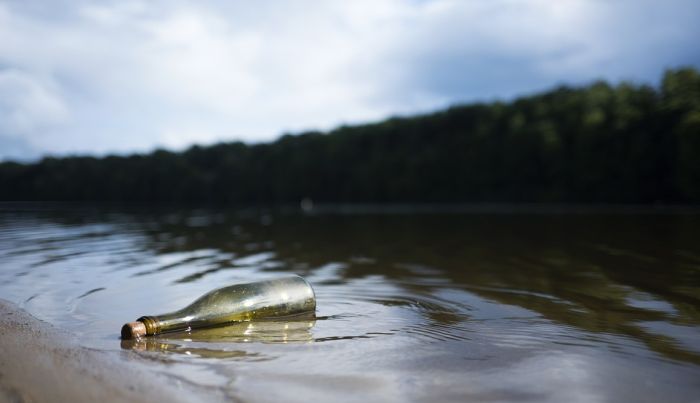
[121, 275, 315, 339]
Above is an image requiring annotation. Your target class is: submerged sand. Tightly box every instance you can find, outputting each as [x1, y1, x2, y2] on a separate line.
[0, 299, 225, 403]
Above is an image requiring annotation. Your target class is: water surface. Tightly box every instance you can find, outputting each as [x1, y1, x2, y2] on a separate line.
[1, 204, 699, 402]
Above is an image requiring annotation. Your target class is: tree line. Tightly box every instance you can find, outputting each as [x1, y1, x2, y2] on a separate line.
[1, 67, 699, 204]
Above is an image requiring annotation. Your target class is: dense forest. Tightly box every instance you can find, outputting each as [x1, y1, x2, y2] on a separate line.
[1, 68, 699, 204]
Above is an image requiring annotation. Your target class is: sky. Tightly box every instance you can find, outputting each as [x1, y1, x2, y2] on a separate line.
[1, 0, 699, 161]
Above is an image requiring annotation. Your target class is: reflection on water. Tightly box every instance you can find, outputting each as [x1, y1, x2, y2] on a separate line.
[121, 319, 316, 359]
[1, 204, 699, 402]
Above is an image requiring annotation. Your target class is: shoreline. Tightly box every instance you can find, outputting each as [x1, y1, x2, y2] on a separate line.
[0, 299, 226, 403]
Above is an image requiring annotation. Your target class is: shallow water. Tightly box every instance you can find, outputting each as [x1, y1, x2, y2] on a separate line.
[1, 204, 699, 402]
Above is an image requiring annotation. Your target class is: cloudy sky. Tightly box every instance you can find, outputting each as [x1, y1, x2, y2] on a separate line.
[1, 0, 699, 161]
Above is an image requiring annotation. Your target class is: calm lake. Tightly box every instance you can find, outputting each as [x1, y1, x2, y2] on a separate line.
[1, 204, 699, 402]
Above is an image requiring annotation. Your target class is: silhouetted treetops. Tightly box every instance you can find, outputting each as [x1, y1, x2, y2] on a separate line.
[1, 67, 699, 204]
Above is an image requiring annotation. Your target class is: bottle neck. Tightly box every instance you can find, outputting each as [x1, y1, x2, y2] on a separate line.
[139, 309, 223, 335]
[137, 315, 161, 335]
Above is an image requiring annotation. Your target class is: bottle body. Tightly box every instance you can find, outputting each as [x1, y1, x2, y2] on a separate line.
[127, 275, 315, 337]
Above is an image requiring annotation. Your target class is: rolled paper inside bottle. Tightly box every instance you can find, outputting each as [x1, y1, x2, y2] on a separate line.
[120, 275, 316, 339]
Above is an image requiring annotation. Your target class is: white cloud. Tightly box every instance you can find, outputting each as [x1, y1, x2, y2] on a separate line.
[0, 0, 698, 160]
[0, 69, 68, 141]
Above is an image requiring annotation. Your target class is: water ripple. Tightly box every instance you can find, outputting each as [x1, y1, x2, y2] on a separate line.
[2, 206, 700, 402]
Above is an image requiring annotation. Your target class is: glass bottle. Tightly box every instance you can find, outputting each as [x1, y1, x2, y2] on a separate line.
[121, 275, 315, 339]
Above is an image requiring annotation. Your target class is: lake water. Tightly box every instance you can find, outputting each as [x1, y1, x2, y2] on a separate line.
[1, 204, 699, 402]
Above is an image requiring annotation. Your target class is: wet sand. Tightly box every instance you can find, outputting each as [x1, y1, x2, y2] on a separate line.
[0, 299, 225, 403]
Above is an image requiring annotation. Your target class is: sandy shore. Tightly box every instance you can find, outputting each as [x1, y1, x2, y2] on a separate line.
[0, 299, 226, 403]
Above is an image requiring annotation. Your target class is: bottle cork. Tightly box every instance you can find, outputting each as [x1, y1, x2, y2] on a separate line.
[121, 321, 147, 339]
